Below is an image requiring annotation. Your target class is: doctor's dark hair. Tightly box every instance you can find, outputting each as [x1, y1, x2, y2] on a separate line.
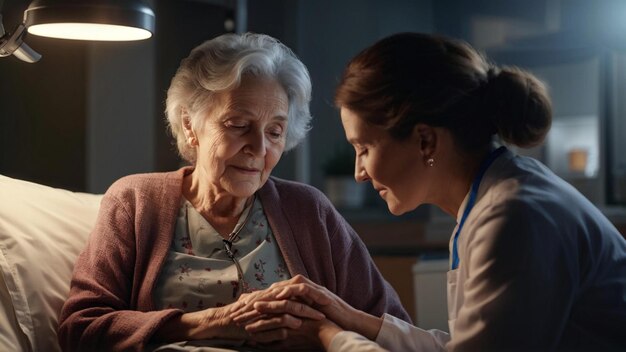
[335, 32, 552, 151]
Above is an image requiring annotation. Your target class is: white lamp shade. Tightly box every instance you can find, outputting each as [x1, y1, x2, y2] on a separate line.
[24, 0, 155, 41]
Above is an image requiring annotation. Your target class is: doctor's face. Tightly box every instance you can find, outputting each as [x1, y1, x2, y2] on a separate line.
[340, 107, 427, 215]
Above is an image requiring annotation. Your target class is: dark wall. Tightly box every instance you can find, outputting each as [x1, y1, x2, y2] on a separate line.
[294, 0, 433, 190]
[154, 0, 231, 171]
[431, 0, 550, 41]
[0, 1, 88, 191]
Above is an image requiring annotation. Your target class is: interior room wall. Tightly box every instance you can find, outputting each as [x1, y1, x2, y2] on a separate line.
[292, 0, 434, 190]
[0, 0, 88, 191]
[87, 41, 156, 193]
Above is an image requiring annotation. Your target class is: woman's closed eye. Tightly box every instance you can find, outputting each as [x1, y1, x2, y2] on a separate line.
[225, 119, 248, 130]
[267, 127, 284, 140]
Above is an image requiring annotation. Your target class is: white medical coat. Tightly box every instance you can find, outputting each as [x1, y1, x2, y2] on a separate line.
[330, 150, 626, 351]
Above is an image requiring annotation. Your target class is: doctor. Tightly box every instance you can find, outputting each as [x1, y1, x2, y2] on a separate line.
[231, 32, 626, 351]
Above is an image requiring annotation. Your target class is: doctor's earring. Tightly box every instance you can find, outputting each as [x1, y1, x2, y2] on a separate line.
[427, 158, 435, 167]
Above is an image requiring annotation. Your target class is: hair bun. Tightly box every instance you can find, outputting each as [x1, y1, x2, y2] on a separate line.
[483, 66, 552, 148]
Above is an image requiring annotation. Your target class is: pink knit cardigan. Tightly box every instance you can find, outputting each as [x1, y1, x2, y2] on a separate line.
[58, 168, 409, 351]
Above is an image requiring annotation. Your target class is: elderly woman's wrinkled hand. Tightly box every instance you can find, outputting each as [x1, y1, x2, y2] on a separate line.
[232, 275, 352, 328]
[239, 274, 386, 346]
[189, 289, 287, 340]
[215, 281, 325, 347]
[230, 279, 326, 322]
[229, 276, 351, 348]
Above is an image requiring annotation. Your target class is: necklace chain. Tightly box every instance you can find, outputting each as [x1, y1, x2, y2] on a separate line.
[185, 194, 257, 296]
[222, 194, 256, 295]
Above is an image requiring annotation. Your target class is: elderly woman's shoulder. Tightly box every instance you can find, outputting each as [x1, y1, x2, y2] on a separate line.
[105, 169, 185, 198]
[265, 177, 330, 205]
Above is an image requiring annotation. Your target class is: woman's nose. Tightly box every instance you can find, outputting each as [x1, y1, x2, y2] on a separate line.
[354, 159, 369, 183]
[244, 130, 267, 157]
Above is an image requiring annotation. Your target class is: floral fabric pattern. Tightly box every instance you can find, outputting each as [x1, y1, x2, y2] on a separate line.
[153, 196, 291, 312]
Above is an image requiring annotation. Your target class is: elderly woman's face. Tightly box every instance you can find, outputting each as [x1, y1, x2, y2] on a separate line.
[192, 76, 288, 198]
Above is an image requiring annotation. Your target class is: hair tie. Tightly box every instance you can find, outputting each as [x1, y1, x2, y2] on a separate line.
[486, 67, 500, 83]
[479, 67, 501, 135]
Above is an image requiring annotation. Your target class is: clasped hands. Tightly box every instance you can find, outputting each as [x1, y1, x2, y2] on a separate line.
[228, 275, 353, 349]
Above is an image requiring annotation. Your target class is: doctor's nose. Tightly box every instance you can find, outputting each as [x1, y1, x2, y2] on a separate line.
[354, 160, 369, 183]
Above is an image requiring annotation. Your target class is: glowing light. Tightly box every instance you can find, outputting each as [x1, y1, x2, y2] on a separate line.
[28, 23, 152, 41]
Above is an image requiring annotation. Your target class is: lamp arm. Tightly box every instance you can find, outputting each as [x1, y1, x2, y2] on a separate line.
[0, 14, 6, 37]
[0, 13, 41, 63]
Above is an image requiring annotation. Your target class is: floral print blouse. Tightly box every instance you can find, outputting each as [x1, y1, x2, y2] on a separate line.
[153, 196, 291, 312]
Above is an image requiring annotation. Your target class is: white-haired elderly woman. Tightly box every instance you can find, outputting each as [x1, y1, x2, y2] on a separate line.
[58, 33, 409, 351]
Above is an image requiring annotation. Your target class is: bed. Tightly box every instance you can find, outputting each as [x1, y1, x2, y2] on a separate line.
[0, 174, 102, 351]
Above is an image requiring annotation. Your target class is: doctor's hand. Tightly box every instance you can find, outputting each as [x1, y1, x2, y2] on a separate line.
[231, 275, 383, 341]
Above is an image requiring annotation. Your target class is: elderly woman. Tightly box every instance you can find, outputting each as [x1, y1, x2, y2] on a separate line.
[57, 33, 409, 351]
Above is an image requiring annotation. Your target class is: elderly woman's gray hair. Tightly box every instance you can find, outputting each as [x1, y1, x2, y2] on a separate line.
[166, 32, 312, 163]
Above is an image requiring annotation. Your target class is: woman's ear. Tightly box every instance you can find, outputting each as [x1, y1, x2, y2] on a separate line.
[181, 108, 198, 146]
[413, 123, 437, 160]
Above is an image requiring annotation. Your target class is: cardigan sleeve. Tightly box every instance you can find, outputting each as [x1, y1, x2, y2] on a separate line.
[325, 207, 412, 323]
[57, 191, 182, 352]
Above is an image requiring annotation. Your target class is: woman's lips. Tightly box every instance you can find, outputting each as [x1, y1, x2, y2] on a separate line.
[232, 165, 260, 174]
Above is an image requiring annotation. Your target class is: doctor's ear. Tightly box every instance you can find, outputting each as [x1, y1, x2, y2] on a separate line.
[412, 123, 437, 158]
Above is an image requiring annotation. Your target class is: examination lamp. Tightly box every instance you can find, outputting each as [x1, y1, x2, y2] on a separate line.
[25, 0, 155, 41]
[0, 14, 40, 62]
[0, 0, 155, 63]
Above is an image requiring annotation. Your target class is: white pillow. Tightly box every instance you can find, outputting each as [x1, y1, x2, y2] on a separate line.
[0, 175, 102, 352]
